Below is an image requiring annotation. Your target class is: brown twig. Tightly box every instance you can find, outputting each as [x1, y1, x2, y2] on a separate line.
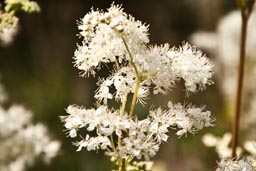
[231, 3, 252, 158]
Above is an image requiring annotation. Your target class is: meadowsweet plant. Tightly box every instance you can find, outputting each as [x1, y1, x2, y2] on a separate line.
[61, 3, 214, 171]
[0, 0, 40, 46]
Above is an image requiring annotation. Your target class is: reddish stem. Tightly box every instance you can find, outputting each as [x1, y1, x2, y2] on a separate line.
[231, 10, 249, 158]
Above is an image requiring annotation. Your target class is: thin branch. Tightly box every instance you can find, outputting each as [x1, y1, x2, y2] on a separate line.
[231, 8, 250, 158]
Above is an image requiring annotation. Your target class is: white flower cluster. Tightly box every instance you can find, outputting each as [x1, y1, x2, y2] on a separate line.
[74, 4, 213, 95]
[0, 0, 40, 46]
[0, 105, 60, 171]
[216, 158, 256, 171]
[62, 102, 214, 160]
[0, 10, 18, 46]
[203, 133, 256, 170]
[202, 133, 242, 158]
[64, 3, 214, 169]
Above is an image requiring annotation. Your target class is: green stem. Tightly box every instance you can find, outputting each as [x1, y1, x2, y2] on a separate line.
[121, 36, 140, 78]
[120, 36, 142, 119]
[110, 135, 116, 152]
[129, 76, 142, 119]
[118, 35, 141, 170]
[118, 159, 126, 171]
[120, 95, 127, 118]
[118, 95, 127, 150]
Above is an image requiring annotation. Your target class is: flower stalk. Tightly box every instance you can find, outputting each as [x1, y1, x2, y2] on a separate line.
[232, 0, 255, 158]
[129, 76, 142, 119]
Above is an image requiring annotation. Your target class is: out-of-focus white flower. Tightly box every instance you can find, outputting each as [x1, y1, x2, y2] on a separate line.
[190, 31, 218, 52]
[0, 105, 60, 171]
[0, 105, 32, 136]
[245, 96, 256, 129]
[0, 0, 40, 47]
[202, 133, 242, 158]
[190, 11, 256, 127]
[7, 159, 25, 171]
[0, 27, 18, 46]
[0, 10, 19, 47]
[244, 141, 256, 156]
[151, 161, 167, 171]
[4, 0, 40, 13]
[202, 133, 218, 147]
[216, 158, 255, 171]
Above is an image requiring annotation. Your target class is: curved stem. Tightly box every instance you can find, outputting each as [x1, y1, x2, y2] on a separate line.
[110, 135, 116, 152]
[121, 159, 126, 171]
[121, 36, 140, 78]
[120, 36, 142, 119]
[129, 76, 142, 119]
[120, 95, 128, 118]
[118, 36, 142, 170]
[231, 9, 249, 158]
[118, 95, 127, 150]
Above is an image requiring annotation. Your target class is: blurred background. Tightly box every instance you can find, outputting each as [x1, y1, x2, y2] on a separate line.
[0, 0, 243, 171]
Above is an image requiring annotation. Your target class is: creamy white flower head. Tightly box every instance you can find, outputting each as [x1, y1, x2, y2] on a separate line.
[62, 105, 127, 139]
[62, 101, 214, 161]
[75, 135, 111, 152]
[95, 66, 149, 104]
[74, 3, 213, 100]
[216, 158, 255, 171]
[167, 102, 214, 137]
[136, 44, 176, 94]
[74, 3, 149, 77]
[169, 42, 214, 93]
